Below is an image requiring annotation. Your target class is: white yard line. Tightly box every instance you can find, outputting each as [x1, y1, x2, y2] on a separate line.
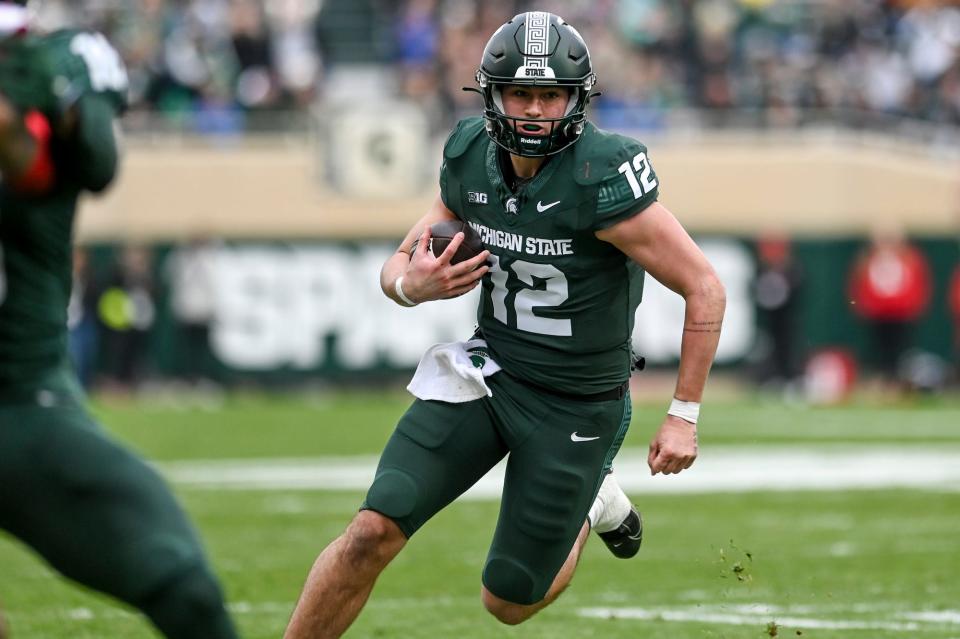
[11, 601, 958, 632]
[903, 611, 960, 624]
[159, 446, 960, 496]
[577, 604, 960, 632]
[577, 606, 920, 631]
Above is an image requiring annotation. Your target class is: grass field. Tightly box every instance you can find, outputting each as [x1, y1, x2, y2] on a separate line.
[2, 393, 959, 638]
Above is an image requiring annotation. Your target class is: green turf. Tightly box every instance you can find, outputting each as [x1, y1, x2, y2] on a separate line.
[87, 393, 960, 460]
[3, 489, 957, 638]
[1, 394, 958, 638]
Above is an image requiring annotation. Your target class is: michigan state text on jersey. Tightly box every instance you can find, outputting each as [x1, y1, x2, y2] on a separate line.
[285, 12, 726, 638]
[0, 8, 238, 638]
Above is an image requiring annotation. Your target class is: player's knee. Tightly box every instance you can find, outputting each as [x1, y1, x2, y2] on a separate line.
[342, 511, 406, 569]
[364, 468, 420, 522]
[482, 557, 540, 606]
[481, 588, 534, 626]
[140, 564, 236, 639]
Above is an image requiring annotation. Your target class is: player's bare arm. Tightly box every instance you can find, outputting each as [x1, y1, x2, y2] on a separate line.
[596, 200, 726, 475]
[380, 191, 490, 306]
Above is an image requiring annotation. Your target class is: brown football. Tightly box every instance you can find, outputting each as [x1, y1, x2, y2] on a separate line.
[412, 220, 486, 265]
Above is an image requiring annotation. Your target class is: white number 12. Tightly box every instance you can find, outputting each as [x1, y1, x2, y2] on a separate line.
[617, 151, 658, 199]
[487, 255, 572, 337]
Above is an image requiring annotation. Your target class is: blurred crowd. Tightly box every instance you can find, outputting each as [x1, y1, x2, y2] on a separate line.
[753, 231, 960, 402]
[30, 0, 960, 132]
[69, 240, 220, 394]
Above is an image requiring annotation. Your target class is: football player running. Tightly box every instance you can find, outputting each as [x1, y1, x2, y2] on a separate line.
[0, 2, 238, 637]
[286, 11, 725, 637]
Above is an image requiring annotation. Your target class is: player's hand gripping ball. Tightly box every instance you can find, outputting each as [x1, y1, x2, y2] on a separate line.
[412, 220, 487, 266]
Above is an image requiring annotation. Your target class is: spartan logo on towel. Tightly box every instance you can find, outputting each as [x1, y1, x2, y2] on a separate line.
[467, 346, 492, 369]
[516, 12, 556, 80]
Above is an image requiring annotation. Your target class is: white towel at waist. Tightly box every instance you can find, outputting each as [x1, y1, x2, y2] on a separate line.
[407, 339, 502, 403]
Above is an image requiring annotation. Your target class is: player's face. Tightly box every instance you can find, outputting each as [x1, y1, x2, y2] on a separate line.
[500, 85, 571, 136]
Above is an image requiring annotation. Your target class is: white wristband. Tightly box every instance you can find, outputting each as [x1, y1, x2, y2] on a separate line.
[394, 276, 418, 307]
[667, 398, 700, 424]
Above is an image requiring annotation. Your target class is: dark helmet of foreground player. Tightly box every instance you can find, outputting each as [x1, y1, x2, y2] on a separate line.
[476, 11, 596, 157]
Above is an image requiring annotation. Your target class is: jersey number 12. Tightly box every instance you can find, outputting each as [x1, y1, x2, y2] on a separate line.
[617, 151, 657, 199]
[487, 255, 572, 337]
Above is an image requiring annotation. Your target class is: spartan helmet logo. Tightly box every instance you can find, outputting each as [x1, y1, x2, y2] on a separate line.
[505, 197, 519, 215]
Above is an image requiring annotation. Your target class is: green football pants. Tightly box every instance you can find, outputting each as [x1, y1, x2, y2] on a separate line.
[363, 371, 632, 605]
[0, 365, 236, 638]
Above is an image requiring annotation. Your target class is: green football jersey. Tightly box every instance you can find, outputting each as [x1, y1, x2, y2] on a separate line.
[0, 29, 127, 386]
[440, 117, 660, 394]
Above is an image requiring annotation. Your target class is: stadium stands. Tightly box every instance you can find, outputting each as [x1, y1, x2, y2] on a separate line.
[31, 0, 960, 134]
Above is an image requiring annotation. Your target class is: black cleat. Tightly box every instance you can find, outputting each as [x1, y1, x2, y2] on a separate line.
[597, 507, 643, 559]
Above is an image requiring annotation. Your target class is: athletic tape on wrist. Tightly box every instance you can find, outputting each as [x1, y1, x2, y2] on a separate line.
[394, 276, 418, 307]
[667, 398, 700, 424]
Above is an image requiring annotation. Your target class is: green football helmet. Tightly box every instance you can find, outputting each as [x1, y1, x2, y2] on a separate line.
[475, 11, 596, 157]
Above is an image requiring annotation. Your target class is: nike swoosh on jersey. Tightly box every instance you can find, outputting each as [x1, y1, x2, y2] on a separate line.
[537, 200, 561, 213]
[570, 432, 600, 442]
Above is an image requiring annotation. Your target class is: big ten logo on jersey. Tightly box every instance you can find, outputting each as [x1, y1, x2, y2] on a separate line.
[69, 32, 127, 93]
[467, 191, 488, 205]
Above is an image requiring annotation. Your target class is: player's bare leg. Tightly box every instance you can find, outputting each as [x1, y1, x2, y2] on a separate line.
[481, 520, 590, 625]
[284, 510, 407, 639]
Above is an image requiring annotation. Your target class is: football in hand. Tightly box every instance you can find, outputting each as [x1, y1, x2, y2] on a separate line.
[412, 220, 486, 266]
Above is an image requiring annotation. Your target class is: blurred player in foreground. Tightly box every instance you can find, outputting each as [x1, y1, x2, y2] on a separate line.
[0, 2, 237, 637]
[286, 11, 725, 637]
